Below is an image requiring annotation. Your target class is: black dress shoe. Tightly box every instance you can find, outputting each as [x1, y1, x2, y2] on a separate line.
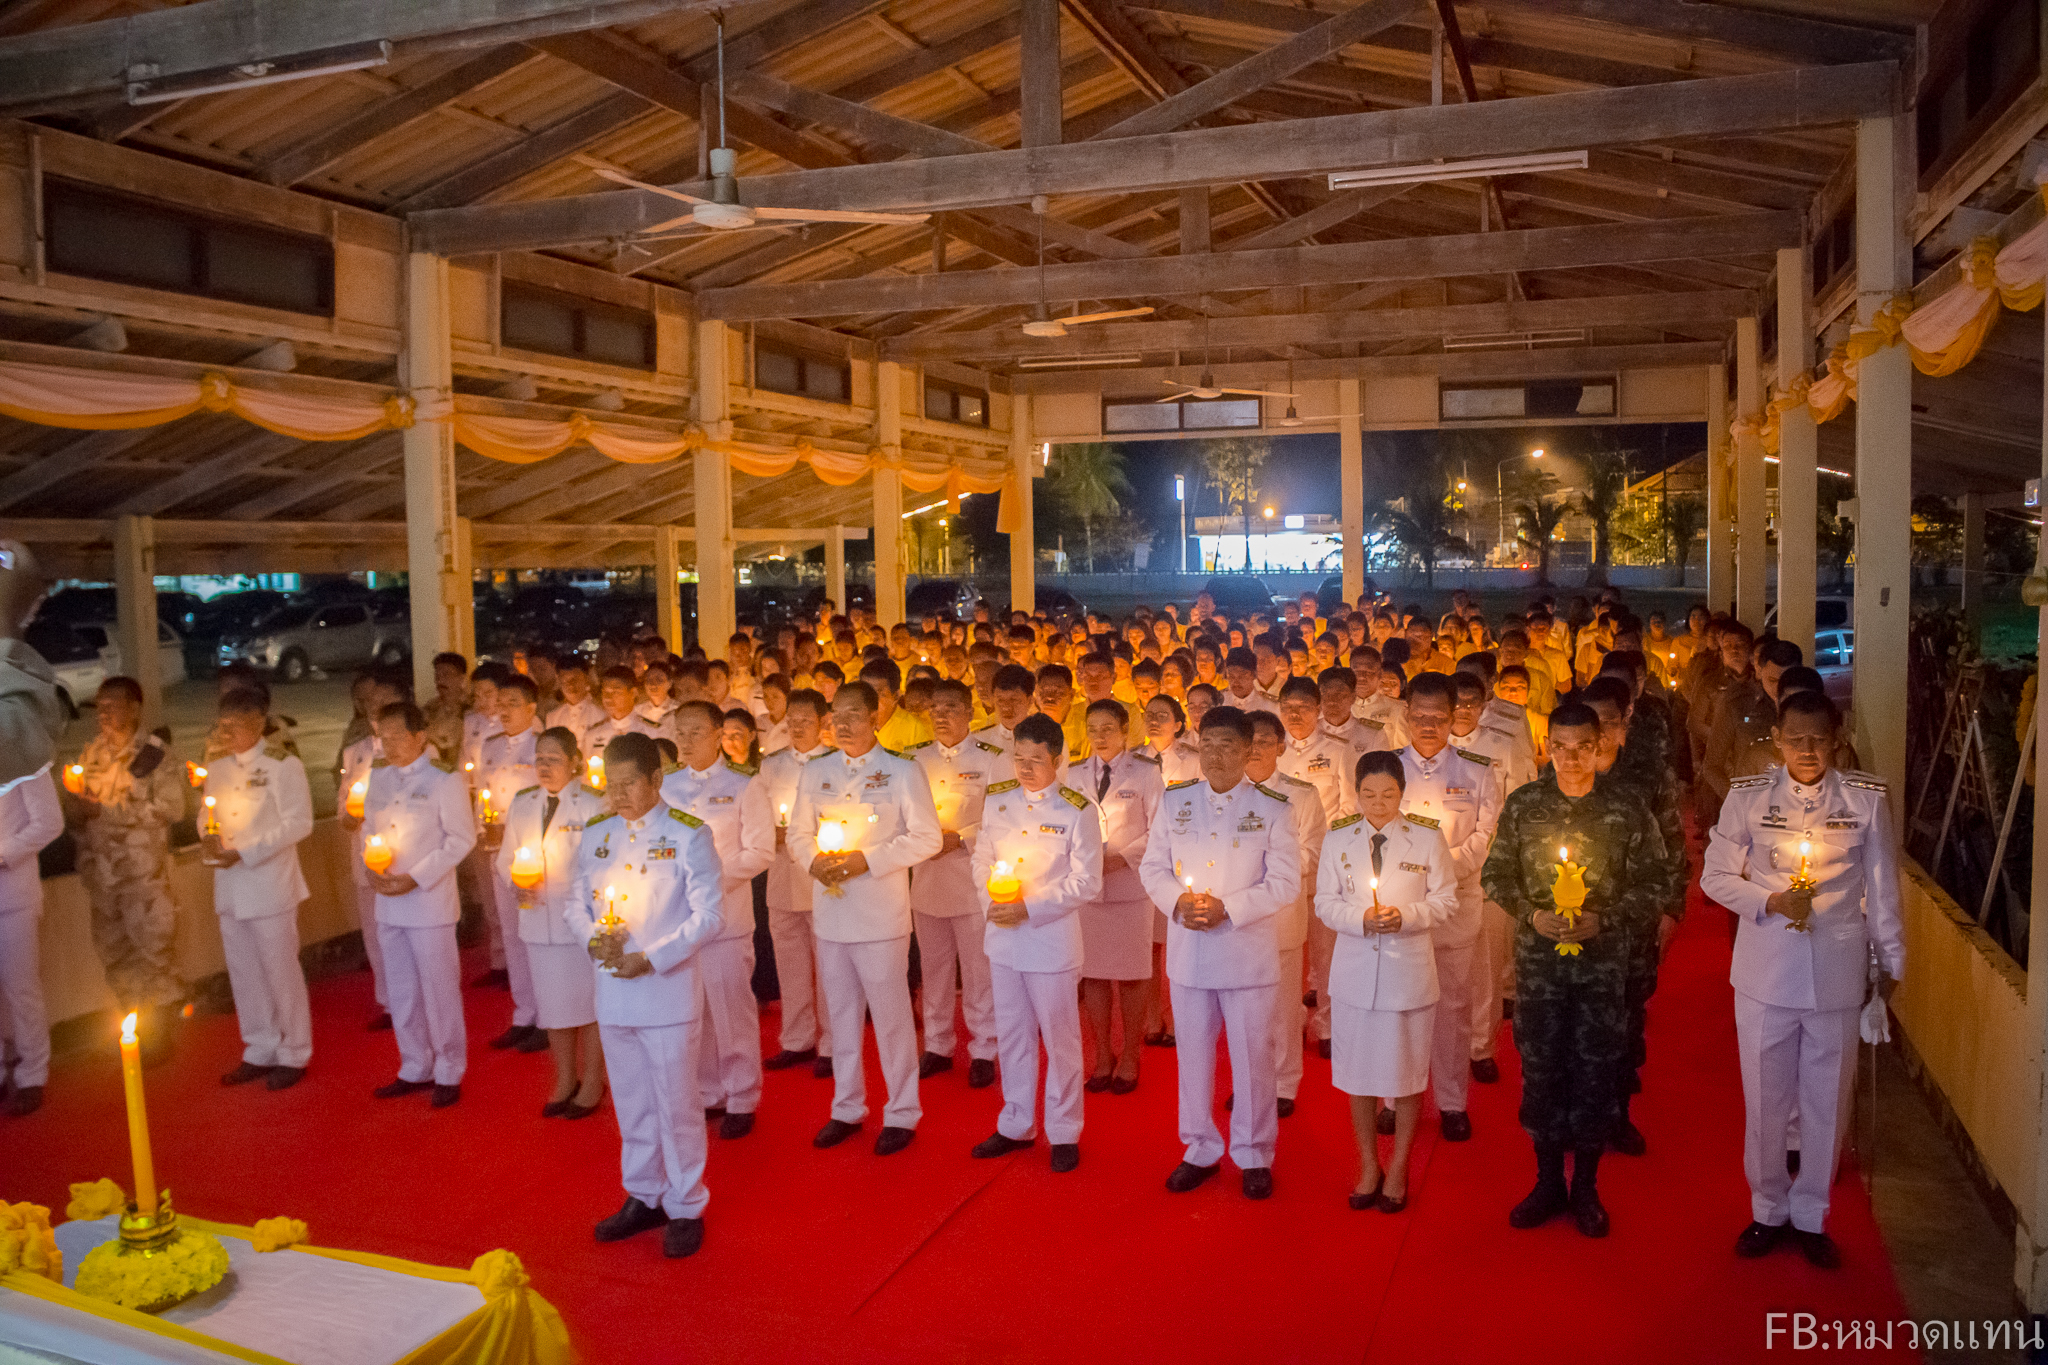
[704, 1106, 727, 1121]
[594, 1196, 668, 1243]
[719, 1111, 755, 1140]
[515, 1027, 549, 1053]
[663, 1216, 705, 1259]
[541, 1098, 573, 1118]
[1241, 1168, 1273, 1200]
[1376, 1191, 1408, 1214]
[1572, 1190, 1610, 1238]
[1609, 1116, 1647, 1157]
[1316, 1039, 1332, 1060]
[366, 1012, 393, 1032]
[1084, 1074, 1113, 1093]
[373, 1078, 433, 1099]
[1348, 1192, 1378, 1211]
[813, 1118, 861, 1148]
[1109, 1075, 1138, 1095]
[1049, 1144, 1080, 1173]
[472, 968, 510, 990]
[564, 1098, 604, 1120]
[1509, 1179, 1569, 1229]
[1735, 1221, 1787, 1258]
[221, 1061, 269, 1086]
[1796, 1230, 1841, 1269]
[1165, 1161, 1221, 1193]
[488, 1025, 525, 1050]
[431, 1084, 462, 1108]
[874, 1126, 916, 1156]
[1145, 1032, 1177, 1049]
[5, 1085, 43, 1117]
[265, 1066, 305, 1091]
[1375, 1105, 1395, 1135]
[1470, 1057, 1500, 1084]
[763, 1048, 816, 1071]
[1786, 1149, 1802, 1176]
[1276, 1097, 1296, 1118]
[1223, 1093, 1234, 1112]
[967, 1058, 996, 1089]
[918, 1051, 954, 1079]
[1440, 1111, 1472, 1142]
[812, 1056, 835, 1080]
[971, 1132, 1035, 1159]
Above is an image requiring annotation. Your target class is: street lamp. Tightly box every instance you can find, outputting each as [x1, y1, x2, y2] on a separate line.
[1262, 506, 1276, 572]
[1496, 447, 1547, 561]
[1175, 475, 1187, 574]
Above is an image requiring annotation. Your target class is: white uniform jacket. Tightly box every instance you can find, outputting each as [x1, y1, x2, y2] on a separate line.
[205, 740, 313, 920]
[339, 733, 382, 889]
[1320, 715, 1391, 763]
[583, 710, 667, 755]
[544, 697, 606, 749]
[786, 743, 943, 944]
[971, 780, 1104, 975]
[1069, 749, 1163, 904]
[477, 726, 539, 826]
[1266, 770, 1325, 952]
[1701, 767, 1906, 1012]
[910, 734, 1015, 917]
[363, 753, 476, 928]
[494, 782, 606, 946]
[661, 757, 774, 941]
[1394, 744, 1502, 947]
[754, 743, 837, 912]
[1456, 717, 1538, 795]
[566, 800, 725, 1027]
[1354, 693, 1411, 749]
[1222, 686, 1279, 716]
[1316, 814, 1458, 1012]
[1139, 777, 1302, 990]
[0, 770, 62, 912]
[460, 712, 501, 781]
[1277, 728, 1358, 824]
[1134, 738, 1201, 786]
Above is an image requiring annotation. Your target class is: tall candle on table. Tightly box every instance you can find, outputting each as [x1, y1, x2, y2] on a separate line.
[119, 1013, 158, 1216]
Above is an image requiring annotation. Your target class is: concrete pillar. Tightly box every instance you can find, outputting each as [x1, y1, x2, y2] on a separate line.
[1960, 490, 1986, 647]
[1009, 393, 1036, 616]
[873, 360, 906, 627]
[694, 318, 735, 654]
[654, 526, 685, 652]
[401, 252, 464, 698]
[1850, 112, 1913, 809]
[1776, 245, 1819, 659]
[1341, 377, 1365, 605]
[825, 526, 848, 615]
[112, 514, 160, 725]
[1706, 365, 1733, 613]
[2022, 276, 2048, 1316]
[1734, 316, 1768, 631]
[451, 515, 474, 661]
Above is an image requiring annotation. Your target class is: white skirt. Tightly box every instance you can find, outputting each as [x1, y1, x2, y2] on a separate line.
[1082, 898, 1154, 980]
[527, 941, 598, 1030]
[1330, 999, 1435, 1099]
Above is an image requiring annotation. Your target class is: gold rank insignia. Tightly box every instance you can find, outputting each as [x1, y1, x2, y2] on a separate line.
[988, 779, 1020, 794]
[1166, 778, 1200, 791]
[669, 809, 704, 828]
[1329, 813, 1362, 830]
[1058, 787, 1089, 810]
[1405, 813, 1440, 829]
[1454, 748, 1492, 766]
[725, 758, 759, 777]
[1252, 782, 1287, 803]
[974, 741, 1005, 754]
[587, 812, 614, 826]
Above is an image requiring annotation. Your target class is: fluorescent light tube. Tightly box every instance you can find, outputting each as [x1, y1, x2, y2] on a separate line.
[1329, 150, 1588, 190]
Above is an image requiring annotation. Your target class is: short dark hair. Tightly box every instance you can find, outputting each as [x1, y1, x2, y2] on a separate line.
[376, 701, 427, 733]
[1355, 749, 1406, 791]
[499, 674, 538, 704]
[837, 680, 879, 713]
[97, 675, 143, 705]
[1187, 682, 1223, 705]
[604, 731, 663, 780]
[1581, 677, 1633, 714]
[993, 663, 1037, 695]
[1278, 677, 1320, 706]
[930, 678, 974, 708]
[1224, 646, 1257, 672]
[599, 665, 637, 689]
[1248, 709, 1285, 741]
[1318, 666, 1357, 693]
[1407, 672, 1455, 707]
[536, 725, 580, 762]
[219, 688, 268, 721]
[1012, 713, 1066, 755]
[1760, 637, 1803, 669]
[1776, 665, 1825, 698]
[1147, 694, 1186, 732]
[674, 699, 723, 731]
[1777, 688, 1840, 729]
[1036, 663, 1073, 689]
[786, 687, 829, 720]
[432, 652, 468, 674]
[1085, 697, 1129, 727]
[858, 659, 902, 695]
[1450, 672, 1487, 703]
[1199, 705, 1254, 743]
[1548, 701, 1601, 736]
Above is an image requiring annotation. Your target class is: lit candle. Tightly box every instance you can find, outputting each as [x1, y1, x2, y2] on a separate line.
[1797, 838, 1812, 880]
[345, 778, 366, 819]
[778, 802, 789, 828]
[1369, 875, 1380, 908]
[509, 844, 543, 890]
[586, 755, 606, 792]
[598, 884, 624, 930]
[119, 1012, 158, 1217]
[363, 834, 394, 875]
[477, 789, 495, 825]
[816, 819, 848, 853]
[63, 763, 84, 795]
[987, 860, 1022, 903]
[202, 795, 220, 837]
[185, 762, 206, 788]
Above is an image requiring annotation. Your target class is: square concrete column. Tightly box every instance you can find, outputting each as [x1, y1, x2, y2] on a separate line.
[694, 318, 736, 654]
[1009, 392, 1036, 615]
[1850, 112, 1913, 808]
[826, 526, 848, 615]
[1706, 366, 1733, 613]
[654, 526, 685, 652]
[2023, 266, 2048, 1317]
[1776, 246, 1819, 659]
[873, 360, 907, 627]
[1734, 316, 1769, 631]
[1341, 377, 1365, 605]
[112, 514, 160, 725]
[401, 252, 465, 697]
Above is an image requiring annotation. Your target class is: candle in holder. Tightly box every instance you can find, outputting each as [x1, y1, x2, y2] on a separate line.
[201, 796, 220, 838]
[1369, 875, 1380, 907]
[477, 789, 496, 825]
[1784, 837, 1817, 934]
[63, 763, 85, 795]
[1550, 845, 1589, 957]
[186, 762, 206, 788]
[345, 778, 366, 819]
[509, 844, 543, 890]
[598, 884, 624, 930]
[363, 834, 394, 875]
[777, 802, 789, 828]
[987, 860, 1022, 903]
[816, 819, 848, 853]
[119, 1013, 158, 1217]
[586, 755, 606, 792]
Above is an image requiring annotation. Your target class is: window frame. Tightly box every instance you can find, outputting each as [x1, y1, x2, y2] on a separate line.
[753, 344, 854, 404]
[1102, 396, 1260, 433]
[499, 280, 657, 371]
[923, 377, 990, 427]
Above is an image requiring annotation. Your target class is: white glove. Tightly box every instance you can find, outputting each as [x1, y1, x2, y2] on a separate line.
[1859, 994, 1892, 1045]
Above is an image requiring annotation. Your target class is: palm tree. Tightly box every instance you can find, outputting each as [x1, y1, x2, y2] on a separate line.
[1045, 441, 1129, 571]
[1662, 495, 1706, 587]
[1200, 436, 1270, 568]
[1577, 448, 1633, 588]
[1373, 455, 1470, 588]
[1513, 494, 1572, 586]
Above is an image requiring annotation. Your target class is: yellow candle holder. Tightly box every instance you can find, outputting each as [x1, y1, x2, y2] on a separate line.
[1785, 838, 1816, 934]
[1550, 845, 1589, 957]
[987, 860, 1022, 903]
[344, 778, 366, 819]
[363, 834, 394, 875]
[63, 763, 85, 795]
[815, 819, 849, 898]
[586, 755, 606, 792]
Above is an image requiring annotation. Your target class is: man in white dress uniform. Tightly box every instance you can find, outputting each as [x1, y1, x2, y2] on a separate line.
[1245, 710, 1325, 1115]
[338, 674, 406, 1032]
[752, 689, 837, 1078]
[478, 674, 544, 1052]
[0, 766, 62, 1113]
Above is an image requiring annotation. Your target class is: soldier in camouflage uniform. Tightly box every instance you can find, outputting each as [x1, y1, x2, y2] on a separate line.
[422, 652, 472, 765]
[69, 677, 188, 1034]
[1703, 637, 1801, 804]
[1483, 702, 1668, 1239]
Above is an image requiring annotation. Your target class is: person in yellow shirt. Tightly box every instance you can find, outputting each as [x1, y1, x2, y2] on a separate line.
[1496, 629, 1558, 716]
[860, 658, 934, 753]
[1034, 663, 1089, 764]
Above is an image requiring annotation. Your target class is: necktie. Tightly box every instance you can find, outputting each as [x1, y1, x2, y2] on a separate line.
[542, 795, 559, 833]
[1370, 833, 1385, 877]
[1096, 762, 1112, 802]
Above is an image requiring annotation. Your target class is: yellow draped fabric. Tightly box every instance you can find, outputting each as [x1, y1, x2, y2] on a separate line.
[0, 362, 412, 439]
[0, 1217, 575, 1365]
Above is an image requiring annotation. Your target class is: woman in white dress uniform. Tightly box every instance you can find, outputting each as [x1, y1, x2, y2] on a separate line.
[1317, 751, 1458, 1213]
[1073, 700, 1164, 1093]
[495, 726, 607, 1117]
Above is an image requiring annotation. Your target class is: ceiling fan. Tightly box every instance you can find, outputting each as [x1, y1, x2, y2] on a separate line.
[1019, 197, 1152, 337]
[1156, 324, 1295, 402]
[574, 19, 930, 236]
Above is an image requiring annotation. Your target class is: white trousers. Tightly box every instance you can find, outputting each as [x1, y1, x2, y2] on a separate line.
[219, 913, 312, 1069]
[490, 872, 536, 1028]
[991, 963, 1084, 1145]
[1430, 938, 1477, 1114]
[353, 881, 389, 1008]
[1171, 981, 1277, 1170]
[695, 935, 763, 1114]
[1735, 991, 1858, 1233]
[0, 910, 49, 1087]
[603, 1021, 709, 1220]
[819, 936, 921, 1130]
[380, 921, 466, 1085]
[915, 910, 997, 1062]
[767, 907, 831, 1057]
[1271, 945, 1305, 1101]
[1469, 903, 1513, 1060]
[1306, 917, 1336, 1040]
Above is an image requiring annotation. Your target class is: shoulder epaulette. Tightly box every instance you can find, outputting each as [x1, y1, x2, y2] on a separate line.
[1405, 812, 1440, 829]
[1329, 813, 1363, 831]
[1728, 773, 1772, 790]
[516, 784, 540, 797]
[970, 717, 996, 731]
[580, 783, 604, 798]
[724, 757, 759, 777]
[902, 739, 932, 752]
[670, 808, 704, 828]
[763, 745, 791, 759]
[586, 811, 615, 826]
[974, 740, 1005, 754]
[1131, 749, 1161, 764]
[1842, 773, 1887, 791]
[262, 738, 290, 761]
[371, 757, 389, 769]
[1166, 778, 1200, 791]
[431, 756, 457, 773]
[1279, 772, 1313, 788]
[881, 746, 906, 760]
[1253, 781, 1288, 803]
[1059, 786, 1089, 810]
[1360, 718, 1385, 730]
[661, 759, 681, 776]
[1454, 747, 1492, 767]
[987, 778, 1021, 794]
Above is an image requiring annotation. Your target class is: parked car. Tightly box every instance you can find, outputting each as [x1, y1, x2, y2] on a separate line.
[185, 590, 290, 645]
[66, 618, 188, 687]
[24, 620, 108, 716]
[1764, 597, 1852, 633]
[1812, 628, 1855, 710]
[905, 578, 978, 622]
[1198, 575, 1280, 620]
[217, 600, 408, 681]
[1032, 585, 1087, 624]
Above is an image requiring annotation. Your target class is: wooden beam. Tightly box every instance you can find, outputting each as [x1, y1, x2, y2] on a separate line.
[1493, 0, 1913, 67]
[1221, 186, 1405, 251]
[729, 71, 986, 158]
[408, 62, 1898, 255]
[703, 212, 1797, 320]
[395, 91, 648, 212]
[1091, 0, 1418, 140]
[109, 431, 300, 517]
[830, 15, 1022, 106]
[1011, 340, 1726, 391]
[257, 47, 536, 186]
[1060, 0, 1184, 101]
[1020, 0, 1064, 148]
[878, 288, 1755, 360]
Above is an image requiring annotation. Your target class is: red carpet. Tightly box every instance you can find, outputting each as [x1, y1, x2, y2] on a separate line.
[8, 877, 1915, 1363]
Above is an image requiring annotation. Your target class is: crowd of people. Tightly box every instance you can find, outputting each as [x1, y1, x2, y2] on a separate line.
[0, 580, 1902, 1271]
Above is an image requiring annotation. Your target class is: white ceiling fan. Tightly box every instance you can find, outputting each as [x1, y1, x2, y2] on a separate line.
[1158, 366, 1298, 401]
[574, 19, 929, 237]
[1019, 196, 1152, 337]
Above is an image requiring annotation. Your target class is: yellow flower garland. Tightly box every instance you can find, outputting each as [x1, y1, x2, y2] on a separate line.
[249, 1217, 308, 1253]
[75, 1228, 229, 1312]
[66, 1178, 127, 1222]
[0, 1203, 61, 1282]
